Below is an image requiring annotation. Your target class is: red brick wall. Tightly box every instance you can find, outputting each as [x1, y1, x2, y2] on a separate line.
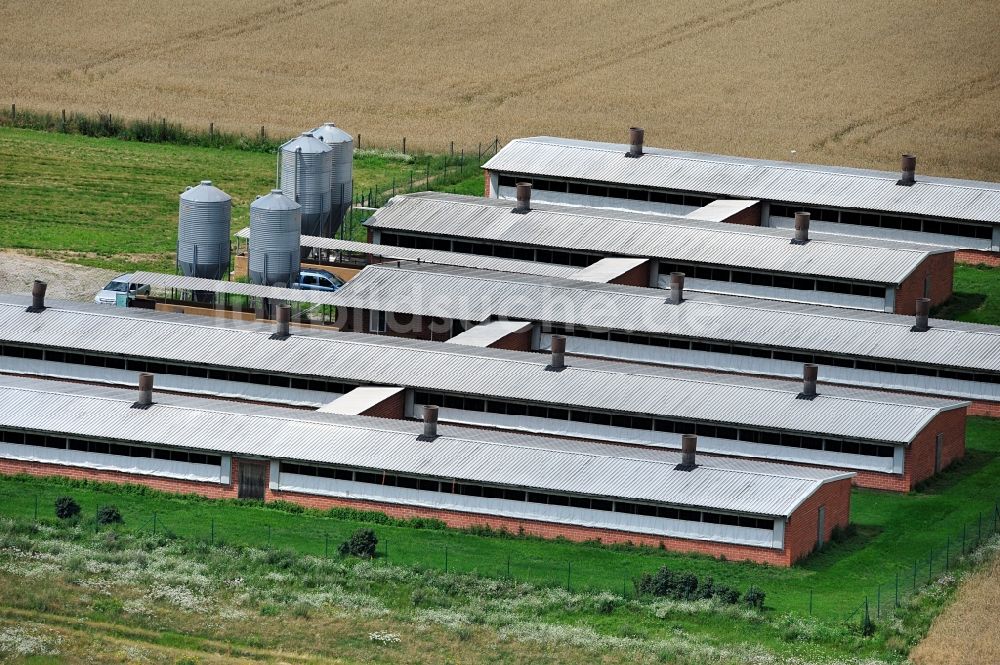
[955, 249, 1000, 267]
[488, 326, 534, 352]
[896, 252, 955, 314]
[484, 170, 491, 197]
[718, 201, 763, 226]
[969, 400, 1000, 418]
[903, 407, 967, 488]
[783, 477, 852, 563]
[358, 390, 406, 419]
[607, 261, 651, 287]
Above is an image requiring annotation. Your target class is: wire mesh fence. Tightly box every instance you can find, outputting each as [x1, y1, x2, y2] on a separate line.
[6, 488, 999, 627]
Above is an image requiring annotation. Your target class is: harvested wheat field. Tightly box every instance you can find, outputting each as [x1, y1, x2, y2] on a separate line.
[910, 549, 1000, 665]
[1, 0, 998, 178]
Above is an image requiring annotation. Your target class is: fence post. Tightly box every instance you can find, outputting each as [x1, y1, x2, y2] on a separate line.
[623, 575, 628, 599]
[809, 589, 813, 615]
[384, 538, 388, 559]
[324, 533, 329, 558]
[876, 584, 881, 619]
[895, 571, 899, 608]
[10, 103, 14, 120]
[209, 122, 214, 137]
[962, 524, 967, 554]
[460, 149, 465, 175]
[946, 536, 950, 570]
[567, 561, 571, 592]
[445, 546, 448, 573]
[33, 495, 38, 521]
[506, 553, 510, 578]
[95, 504, 99, 533]
[260, 125, 265, 140]
[153, 511, 157, 535]
[929, 551, 933, 582]
[61, 109, 66, 131]
[978, 512, 983, 546]
[913, 561, 917, 591]
[358, 133, 361, 150]
[478, 142, 482, 161]
[426, 159, 430, 183]
[450, 141, 454, 157]
[267, 524, 272, 547]
[211, 517, 215, 545]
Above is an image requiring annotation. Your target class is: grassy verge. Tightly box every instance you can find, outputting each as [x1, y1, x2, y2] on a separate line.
[1, 418, 997, 627]
[932, 263, 1000, 325]
[0, 127, 483, 274]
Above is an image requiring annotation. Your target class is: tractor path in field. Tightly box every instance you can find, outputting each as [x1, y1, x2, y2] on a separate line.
[0, 250, 118, 302]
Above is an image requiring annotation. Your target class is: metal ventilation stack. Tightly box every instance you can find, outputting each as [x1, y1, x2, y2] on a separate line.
[249, 189, 301, 287]
[279, 133, 333, 243]
[177, 180, 232, 280]
[309, 122, 354, 235]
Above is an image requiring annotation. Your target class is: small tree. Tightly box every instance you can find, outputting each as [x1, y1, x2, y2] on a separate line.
[338, 528, 377, 559]
[54, 496, 81, 520]
[96, 505, 123, 526]
[744, 585, 766, 610]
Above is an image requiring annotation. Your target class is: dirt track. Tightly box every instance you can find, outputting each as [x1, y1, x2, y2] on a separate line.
[0, 251, 118, 302]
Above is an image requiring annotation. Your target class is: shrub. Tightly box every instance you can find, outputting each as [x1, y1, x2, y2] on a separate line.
[54, 496, 81, 520]
[744, 586, 766, 610]
[96, 505, 123, 526]
[637, 566, 743, 604]
[338, 528, 378, 559]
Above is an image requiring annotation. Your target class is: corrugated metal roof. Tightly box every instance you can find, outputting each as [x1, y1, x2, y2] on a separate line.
[331, 262, 1000, 373]
[0, 295, 963, 444]
[364, 193, 950, 284]
[482, 137, 1000, 224]
[0, 375, 854, 517]
[233, 229, 582, 280]
[446, 320, 533, 347]
[129, 272, 341, 306]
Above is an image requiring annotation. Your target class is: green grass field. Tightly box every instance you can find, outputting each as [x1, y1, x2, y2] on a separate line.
[1, 419, 997, 625]
[0, 127, 482, 273]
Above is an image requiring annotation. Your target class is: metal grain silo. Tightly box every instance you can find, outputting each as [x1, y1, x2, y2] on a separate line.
[279, 133, 332, 240]
[309, 123, 354, 234]
[177, 180, 232, 280]
[249, 190, 301, 287]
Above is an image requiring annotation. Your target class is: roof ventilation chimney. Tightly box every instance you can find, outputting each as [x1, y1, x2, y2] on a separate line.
[26, 279, 47, 313]
[547, 334, 566, 371]
[913, 298, 930, 332]
[272, 304, 291, 339]
[898, 154, 917, 186]
[626, 127, 644, 158]
[667, 272, 685, 305]
[792, 211, 811, 244]
[419, 404, 439, 441]
[800, 363, 818, 400]
[512, 182, 532, 214]
[134, 373, 154, 409]
[676, 434, 697, 471]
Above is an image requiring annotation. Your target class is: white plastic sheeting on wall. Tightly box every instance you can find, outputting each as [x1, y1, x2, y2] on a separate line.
[0, 442, 227, 484]
[277, 471, 782, 549]
[497, 185, 696, 218]
[768, 214, 992, 251]
[656, 274, 888, 312]
[544, 333, 999, 405]
[411, 401, 898, 474]
[0, 357, 340, 408]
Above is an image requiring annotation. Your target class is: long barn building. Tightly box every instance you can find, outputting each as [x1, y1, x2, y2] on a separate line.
[482, 134, 1000, 259]
[0, 294, 967, 491]
[330, 262, 1000, 415]
[0, 375, 854, 566]
[364, 192, 955, 314]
